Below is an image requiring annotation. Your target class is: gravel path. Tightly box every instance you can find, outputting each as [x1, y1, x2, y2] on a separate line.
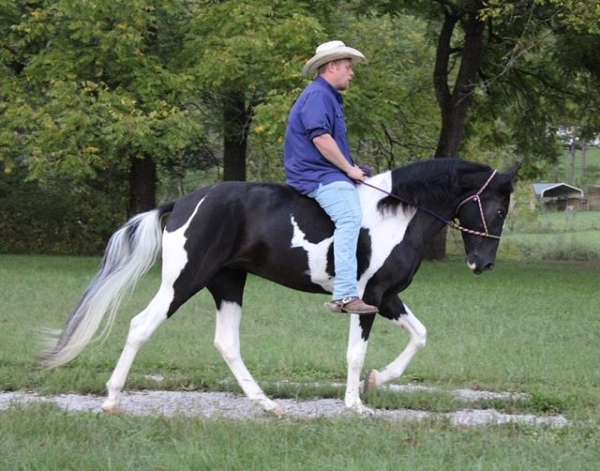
[0, 389, 569, 428]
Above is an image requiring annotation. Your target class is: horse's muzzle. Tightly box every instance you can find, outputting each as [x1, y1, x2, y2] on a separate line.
[466, 256, 495, 275]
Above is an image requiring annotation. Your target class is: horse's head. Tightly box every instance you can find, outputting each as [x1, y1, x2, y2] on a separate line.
[455, 164, 520, 274]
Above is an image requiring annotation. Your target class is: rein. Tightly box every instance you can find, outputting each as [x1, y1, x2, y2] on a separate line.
[360, 169, 501, 240]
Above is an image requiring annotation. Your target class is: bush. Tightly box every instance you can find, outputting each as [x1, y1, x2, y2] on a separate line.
[0, 169, 127, 255]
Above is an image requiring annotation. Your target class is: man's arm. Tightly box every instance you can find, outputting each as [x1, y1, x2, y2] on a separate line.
[312, 134, 366, 181]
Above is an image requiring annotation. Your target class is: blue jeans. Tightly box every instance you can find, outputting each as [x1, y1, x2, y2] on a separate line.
[309, 181, 362, 300]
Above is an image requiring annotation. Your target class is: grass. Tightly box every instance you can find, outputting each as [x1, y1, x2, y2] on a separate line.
[448, 208, 600, 261]
[2, 404, 600, 471]
[2, 255, 600, 468]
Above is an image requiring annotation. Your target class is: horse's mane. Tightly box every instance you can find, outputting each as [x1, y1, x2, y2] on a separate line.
[377, 158, 493, 214]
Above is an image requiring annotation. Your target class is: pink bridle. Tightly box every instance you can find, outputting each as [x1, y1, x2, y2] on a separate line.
[452, 170, 500, 240]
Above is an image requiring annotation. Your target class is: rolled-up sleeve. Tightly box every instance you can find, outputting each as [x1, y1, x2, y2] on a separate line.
[299, 91, 333, 140]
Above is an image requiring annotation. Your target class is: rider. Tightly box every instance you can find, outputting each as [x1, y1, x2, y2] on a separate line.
[284, 40, 378, 315]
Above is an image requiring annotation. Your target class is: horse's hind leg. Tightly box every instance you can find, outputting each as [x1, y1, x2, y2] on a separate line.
[208, 269, 283, 415]
[102, 282, 173, 413]
[103, 221, 220, 413]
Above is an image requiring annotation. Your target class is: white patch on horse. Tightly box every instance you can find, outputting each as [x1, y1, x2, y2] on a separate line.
[357, 172, 416, 295]
[290, 216, 334, 292]
[289, 172, 416, 296]
[162, 197, 206, 281]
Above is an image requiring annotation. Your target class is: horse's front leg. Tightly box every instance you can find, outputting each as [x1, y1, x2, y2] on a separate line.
[365, 296, 427, 391]
[344, 314, 376, 414]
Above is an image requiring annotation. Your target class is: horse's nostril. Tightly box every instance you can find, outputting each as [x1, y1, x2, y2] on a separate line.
[484, 262, 495, 271]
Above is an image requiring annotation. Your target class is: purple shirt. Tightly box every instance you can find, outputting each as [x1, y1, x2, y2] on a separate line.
[284, 77, 355, 195]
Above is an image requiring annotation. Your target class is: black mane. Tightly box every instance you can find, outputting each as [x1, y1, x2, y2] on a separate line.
[377, 158, 493, 214]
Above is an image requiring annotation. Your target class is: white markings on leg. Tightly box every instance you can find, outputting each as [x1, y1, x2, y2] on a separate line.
[344, 315, 373, 414]
[103, 287, 172, 412]
[370, 305, 427, 389]
[103, 198, 206, 413]
[214, 301, 282, 414]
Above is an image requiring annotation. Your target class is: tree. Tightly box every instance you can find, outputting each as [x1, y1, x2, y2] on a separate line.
[183, 0, 322, 181]
[1, 0, 205, 214]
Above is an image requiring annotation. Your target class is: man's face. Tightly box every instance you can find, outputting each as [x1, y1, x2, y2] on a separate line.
[329, 59, 354, 91]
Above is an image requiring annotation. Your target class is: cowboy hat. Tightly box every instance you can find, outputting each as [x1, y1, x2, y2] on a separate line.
[302, 40, 367, 77]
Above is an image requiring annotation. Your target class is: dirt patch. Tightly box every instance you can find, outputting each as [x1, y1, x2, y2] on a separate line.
[0, 390, 569, 428]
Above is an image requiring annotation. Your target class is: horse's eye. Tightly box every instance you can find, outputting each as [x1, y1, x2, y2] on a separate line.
[497, 209, 506, 219]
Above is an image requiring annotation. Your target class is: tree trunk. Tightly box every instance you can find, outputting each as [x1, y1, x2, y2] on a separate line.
[128, 154, 157, 216]
[223, 90, 250, 181]
[581, 141, 588, 182]
[425, 1, 486, 260]
[569, 139, 577, 185]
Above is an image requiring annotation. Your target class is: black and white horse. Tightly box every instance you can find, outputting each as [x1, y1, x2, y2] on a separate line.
[41, 158, 518, 415]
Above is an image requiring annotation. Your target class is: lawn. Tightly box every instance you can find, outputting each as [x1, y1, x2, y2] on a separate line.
[1, 254, 600, 469]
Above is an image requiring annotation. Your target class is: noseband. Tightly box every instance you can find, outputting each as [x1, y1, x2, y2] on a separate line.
[361, 169, 501, 240]
[451, 170, 500, 240]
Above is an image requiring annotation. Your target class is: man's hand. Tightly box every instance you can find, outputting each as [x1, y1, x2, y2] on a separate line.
[346, 165, 367, 182]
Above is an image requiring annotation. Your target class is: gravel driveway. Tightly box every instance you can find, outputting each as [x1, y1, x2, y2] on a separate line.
[0, 388, 570, 428]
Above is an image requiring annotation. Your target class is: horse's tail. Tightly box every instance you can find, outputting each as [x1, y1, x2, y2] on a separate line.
[39, 202, 175, 369]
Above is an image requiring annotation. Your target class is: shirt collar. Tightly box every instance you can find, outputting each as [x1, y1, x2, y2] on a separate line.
[315, 76, 343, 103]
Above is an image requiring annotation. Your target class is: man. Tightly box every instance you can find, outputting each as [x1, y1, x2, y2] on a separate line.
[284, 40, 378, 315]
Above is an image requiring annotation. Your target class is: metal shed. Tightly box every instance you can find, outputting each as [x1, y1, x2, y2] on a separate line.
[532, 183, 585, 210]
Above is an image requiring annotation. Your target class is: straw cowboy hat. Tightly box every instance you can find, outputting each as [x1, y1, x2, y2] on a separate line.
[302, 40, 367, 77]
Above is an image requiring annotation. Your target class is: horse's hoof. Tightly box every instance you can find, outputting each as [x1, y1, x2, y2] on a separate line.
[263, 402, 285, 418]
[364, 369, 380, 393]
[269, 406, 286, 418]
[348, 403, 376, 417]
[101, 401, 124, 415]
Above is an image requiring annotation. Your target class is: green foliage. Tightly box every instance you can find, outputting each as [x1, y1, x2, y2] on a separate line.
[0, 165, 126, 255]
[185, 1, 323, 92]
[344, 13, 439, 169]
[251, 11, 440, 181]
[1, 0, 205, 181]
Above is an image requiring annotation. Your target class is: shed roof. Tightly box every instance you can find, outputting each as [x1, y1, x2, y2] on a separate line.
[532, 183, 584, 199]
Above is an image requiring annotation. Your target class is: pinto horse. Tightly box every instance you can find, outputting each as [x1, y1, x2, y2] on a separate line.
[41, 158, 518, 415]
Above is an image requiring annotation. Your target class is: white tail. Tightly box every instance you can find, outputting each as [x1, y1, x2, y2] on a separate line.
[40, 209, 165, 368]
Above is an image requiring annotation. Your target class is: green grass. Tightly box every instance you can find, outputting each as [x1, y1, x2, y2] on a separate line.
[1, 255, 600, 416]
[448, 209, 600, 261]
[2, 255, 600, 468]
[2, 404, 600, 471]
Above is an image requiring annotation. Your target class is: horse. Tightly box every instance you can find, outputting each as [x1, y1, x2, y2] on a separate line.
[40, 158, 518, 415]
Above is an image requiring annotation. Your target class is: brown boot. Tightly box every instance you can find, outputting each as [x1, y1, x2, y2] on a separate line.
[326, 296, 378, 315]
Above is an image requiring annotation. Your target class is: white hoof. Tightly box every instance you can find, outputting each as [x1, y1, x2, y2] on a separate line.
[347, 402, 376, 416]
[258, 398, 285, 417]
[101, 400, 124, 415]
[267, 405, 286, 418]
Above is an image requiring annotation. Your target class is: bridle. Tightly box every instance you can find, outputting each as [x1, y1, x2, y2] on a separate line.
[361, 169, 501, 240]
[451, 169, 500, 240]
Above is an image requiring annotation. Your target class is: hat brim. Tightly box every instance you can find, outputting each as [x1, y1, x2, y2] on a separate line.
[302, 48, 367, 77]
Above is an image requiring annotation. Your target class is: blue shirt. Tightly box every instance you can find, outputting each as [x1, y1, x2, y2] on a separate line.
[284, 77, 355, 195]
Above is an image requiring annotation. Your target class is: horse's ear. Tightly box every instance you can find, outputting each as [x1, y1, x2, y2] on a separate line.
[496, 161, 521, 193]
[506, 160, 522, 182]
